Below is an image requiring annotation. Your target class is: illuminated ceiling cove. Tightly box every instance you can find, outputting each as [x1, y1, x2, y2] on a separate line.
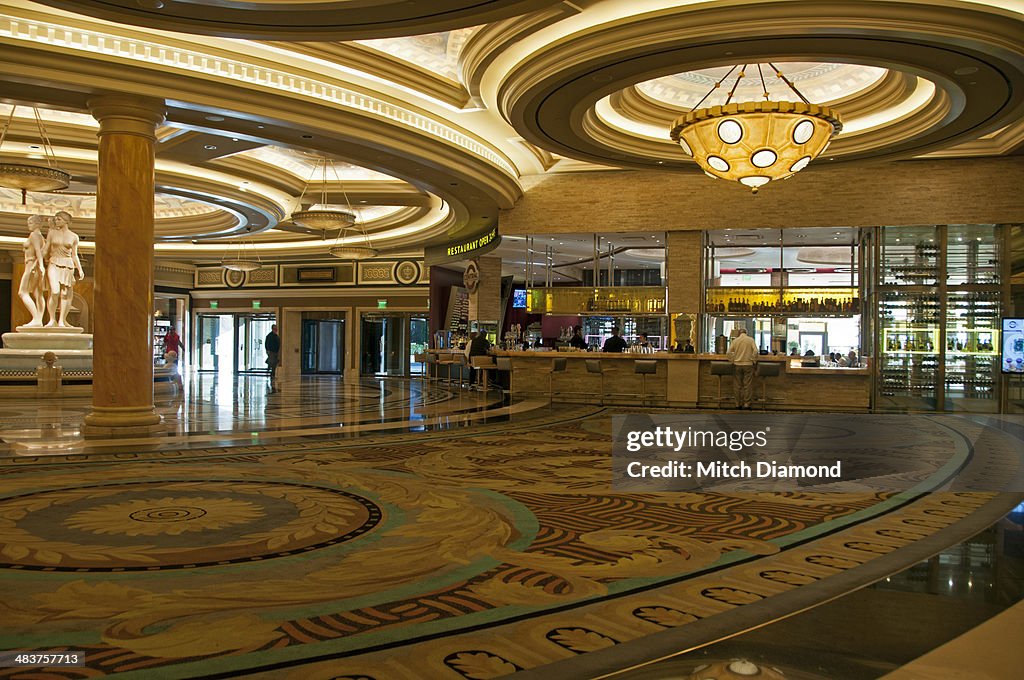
[0, 0, 1019, 262]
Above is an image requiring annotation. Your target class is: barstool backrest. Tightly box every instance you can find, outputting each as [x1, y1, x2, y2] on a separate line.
[585, 359, 603, 374]
[635, 359, 658, 375]
[552, 357, 568, 372]
[710, 361, 735, 376]
[756, 362, 781, 377]
[495, 357, 512, 372]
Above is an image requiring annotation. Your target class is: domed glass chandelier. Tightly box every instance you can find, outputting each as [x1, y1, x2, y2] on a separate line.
[670, 64, 842, 193]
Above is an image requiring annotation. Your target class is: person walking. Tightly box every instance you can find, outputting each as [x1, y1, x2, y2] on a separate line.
[727, 327, 759, 409]
[265, 324, 281, 392]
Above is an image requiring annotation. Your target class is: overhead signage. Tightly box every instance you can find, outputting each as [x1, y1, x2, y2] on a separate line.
[424, 224, 500, 266]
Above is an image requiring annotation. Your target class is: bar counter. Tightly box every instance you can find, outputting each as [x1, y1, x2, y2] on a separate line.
[489, 351, 871, 411]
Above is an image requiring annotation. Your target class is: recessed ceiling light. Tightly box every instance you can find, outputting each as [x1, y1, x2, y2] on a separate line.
[231, 137, 239, 142]
[204, 144, 217, 150]
[256, 124, 265, 129]
[301, 134, 313, 139]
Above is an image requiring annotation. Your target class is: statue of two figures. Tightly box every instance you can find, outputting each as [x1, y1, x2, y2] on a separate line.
[18, 211, 84, 329]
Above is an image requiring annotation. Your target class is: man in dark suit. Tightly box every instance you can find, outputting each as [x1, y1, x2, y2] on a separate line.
[602, 326, 628, 353]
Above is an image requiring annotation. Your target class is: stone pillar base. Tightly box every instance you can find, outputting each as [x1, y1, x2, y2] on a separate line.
[83, 406, 165, 438]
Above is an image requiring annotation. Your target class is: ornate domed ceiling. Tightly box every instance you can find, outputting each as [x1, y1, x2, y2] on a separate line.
[0, 0, 1019, 263]
[637, 63, 887, 110]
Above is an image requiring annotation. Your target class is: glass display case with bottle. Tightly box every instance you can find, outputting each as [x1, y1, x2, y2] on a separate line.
[704, 287, 858, 316]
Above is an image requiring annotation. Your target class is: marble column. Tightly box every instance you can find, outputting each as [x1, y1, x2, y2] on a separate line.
[666, 231, 703, 346]
[84, 95, 166, 436]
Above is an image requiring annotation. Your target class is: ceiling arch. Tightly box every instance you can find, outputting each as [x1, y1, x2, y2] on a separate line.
[27, 0, 564, 41]
[497, 0, 1024, 171]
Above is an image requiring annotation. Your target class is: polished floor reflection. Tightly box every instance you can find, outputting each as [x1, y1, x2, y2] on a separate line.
[0, 373, 525, 456]
[612, 506, 1024, 679]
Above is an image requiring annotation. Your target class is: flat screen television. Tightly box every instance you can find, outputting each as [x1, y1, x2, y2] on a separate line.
[512, 289, 527, 309]
[1002, 318, 1024, 374]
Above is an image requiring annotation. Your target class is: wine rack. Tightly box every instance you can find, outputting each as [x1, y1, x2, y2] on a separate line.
[705, 287, 859, 316]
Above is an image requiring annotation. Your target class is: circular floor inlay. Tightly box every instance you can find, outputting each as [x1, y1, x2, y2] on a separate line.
[0, 480, 382, 571]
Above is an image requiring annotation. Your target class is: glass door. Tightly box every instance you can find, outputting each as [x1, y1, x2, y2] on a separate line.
[361, 313, 410, 376]
[410, 316, 428, 375]
[197, 314, 234, 373]
[237, 314, 276, 374]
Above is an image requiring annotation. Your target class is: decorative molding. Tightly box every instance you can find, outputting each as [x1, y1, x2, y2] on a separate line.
[193, 259, 427, 290]
[0, 12, 517, 178]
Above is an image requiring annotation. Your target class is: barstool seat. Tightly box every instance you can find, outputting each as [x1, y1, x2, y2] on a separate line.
[437, 352, 459, 385]
[709, 361, 735, 405]
[471, 355, 496, 391]
[543, 356, 568, 402]
[494, 356, 513, 398]
[634, 359, 658, 407]
[755, 362, 783, 409]
[585, 359, 612, 405]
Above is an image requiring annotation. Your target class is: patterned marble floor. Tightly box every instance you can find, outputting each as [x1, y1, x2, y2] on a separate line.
[0, 376, 1020, 679]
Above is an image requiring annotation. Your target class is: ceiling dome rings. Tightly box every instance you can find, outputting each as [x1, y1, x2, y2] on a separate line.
[497, 0, 1024, 170]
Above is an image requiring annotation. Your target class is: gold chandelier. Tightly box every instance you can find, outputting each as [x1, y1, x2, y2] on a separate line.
[221, 239, 262, 272]
[670, 64, 842, 193]
[0, 106, 71, 199]
[290, 155, 357, 231]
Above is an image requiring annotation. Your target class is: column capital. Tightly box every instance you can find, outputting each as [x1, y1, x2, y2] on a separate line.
[88, 94, 166, 140]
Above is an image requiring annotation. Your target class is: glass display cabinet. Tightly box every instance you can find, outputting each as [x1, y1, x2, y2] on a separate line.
[875, 224, 1005, 412]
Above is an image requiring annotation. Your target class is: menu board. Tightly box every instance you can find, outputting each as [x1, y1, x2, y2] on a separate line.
[446, 286, 470, 334]
[1002, 318, 1024, 373]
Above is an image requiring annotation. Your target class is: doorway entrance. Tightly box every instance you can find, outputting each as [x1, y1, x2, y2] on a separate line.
[360, 312, 428, 376]
[301, 315, 345, 375]
[197, 312, 276, 374]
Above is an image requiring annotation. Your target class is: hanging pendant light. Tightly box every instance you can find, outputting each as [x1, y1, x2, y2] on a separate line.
[0, 106, 71, 200]
[289, 155, 356, 231]
[221, 238, 262, 272]
[670, 64, 841, 193]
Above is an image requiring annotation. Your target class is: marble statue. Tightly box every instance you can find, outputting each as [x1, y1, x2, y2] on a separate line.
[18, 214, 48, 327]
[44, 210, 84, 328]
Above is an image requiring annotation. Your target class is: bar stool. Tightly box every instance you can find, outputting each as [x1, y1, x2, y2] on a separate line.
[634, 359, 658, 407]
[755, 362, 782, 410]
[413, 353, 428, 382]
[494, 356, 513, 398]
[543, 357, 568, 402]
[453, 353, 471, 388]
[585, 359, 611, 405]
[437, 352, 459, 386]
[471, 355, 496, 391]
[709, 361, 735, 405]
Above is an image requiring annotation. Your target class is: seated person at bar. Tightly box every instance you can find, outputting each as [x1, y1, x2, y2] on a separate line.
[602, 326, 628, 353]
[568, 325, 588, 350]
[682, 339, 695, 353]
[789, 347, 801, 356]
[467, 331, 491, 385]
[637, 333, 651, 349]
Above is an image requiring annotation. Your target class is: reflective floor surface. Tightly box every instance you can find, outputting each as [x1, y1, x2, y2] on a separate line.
[612, 505, 1024, 679]
[0, 373, 533, 456]
[0, 376, 1020, 678]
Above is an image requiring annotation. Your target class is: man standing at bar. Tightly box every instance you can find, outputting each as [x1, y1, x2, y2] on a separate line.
[727, 327, 758, 409]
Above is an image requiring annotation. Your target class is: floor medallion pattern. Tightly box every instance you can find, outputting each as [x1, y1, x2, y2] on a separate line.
[0, 480, 382, 571]
[0, 399, 1018, 679]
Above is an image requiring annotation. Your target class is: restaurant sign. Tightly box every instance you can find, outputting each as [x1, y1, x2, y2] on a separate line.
[425, 224, 500, 265]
